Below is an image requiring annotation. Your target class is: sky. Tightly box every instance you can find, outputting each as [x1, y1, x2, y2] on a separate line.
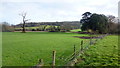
[0, 0, 119, 25]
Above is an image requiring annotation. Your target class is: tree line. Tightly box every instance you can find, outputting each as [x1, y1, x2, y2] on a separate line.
[1, 12, 119, 34]
[80, 12, 120, 34]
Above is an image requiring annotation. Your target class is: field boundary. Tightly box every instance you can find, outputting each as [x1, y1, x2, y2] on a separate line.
[65, 34, 109, 66]
[35, 34, 109, 67]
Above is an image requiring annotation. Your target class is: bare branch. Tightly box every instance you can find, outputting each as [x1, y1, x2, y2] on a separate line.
[25, 19, 31, 22]
[19, 12, 29, 33]
[19, 12, 27, 18]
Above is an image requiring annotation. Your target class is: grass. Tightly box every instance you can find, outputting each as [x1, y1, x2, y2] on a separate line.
[15, 27, 39, 29]
[0, 32, 2, 67]
[2, 32, 89, 66]
[76, 35, 119, 66]
[70, 29, 81, 32]
[2, 32, 119, 66]
[15, 25, 57, 30]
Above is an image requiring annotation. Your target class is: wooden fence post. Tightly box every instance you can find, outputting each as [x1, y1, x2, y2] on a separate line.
[90, 37, 92, 45]
[52, 50, 56, 66]
[81, 40, 83, 51]
[36, 59, 44, 67]
[74, 45, 76, 58]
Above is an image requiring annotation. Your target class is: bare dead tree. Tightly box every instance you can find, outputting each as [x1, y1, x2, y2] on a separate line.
[19, 12, 30, 33]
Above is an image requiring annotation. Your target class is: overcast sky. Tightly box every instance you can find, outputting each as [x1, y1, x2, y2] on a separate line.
[0, 0, 119, 25]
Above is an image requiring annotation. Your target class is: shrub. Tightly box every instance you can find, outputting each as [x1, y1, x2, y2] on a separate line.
[2, 22, 14, 32]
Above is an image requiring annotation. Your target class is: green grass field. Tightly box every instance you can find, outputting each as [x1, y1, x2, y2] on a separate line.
[2, 32, 119, 66]
[15, 27, 39, 30]
[0, 32, 2, 67]
[15, 25, 56, 30]
[76, 35, 119, 66]
[70, 29, 81, 32]
[2, 32, 89, 66]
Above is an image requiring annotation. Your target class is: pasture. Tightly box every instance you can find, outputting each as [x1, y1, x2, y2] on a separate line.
[2, 32, 119, 66]
[15, 25, 56, 30]
[70, 29, 81, 32]
[2, 32, 89, 66]
[76, 35, 119, 66]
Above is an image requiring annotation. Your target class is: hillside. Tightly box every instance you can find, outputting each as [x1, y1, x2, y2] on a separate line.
[15, 21, 80, 28]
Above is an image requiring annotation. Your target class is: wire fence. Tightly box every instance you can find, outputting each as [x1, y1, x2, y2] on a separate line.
[64, 34, 109, 66]
[34, 34, 109, 67]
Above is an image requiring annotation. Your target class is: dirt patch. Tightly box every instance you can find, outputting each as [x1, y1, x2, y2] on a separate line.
[74, 36, 101, 39]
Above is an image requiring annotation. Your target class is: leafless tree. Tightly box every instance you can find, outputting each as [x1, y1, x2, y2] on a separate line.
[19, 12, 30, 33]
[2, 22, 14, 32]
[107, 15, 115, 33]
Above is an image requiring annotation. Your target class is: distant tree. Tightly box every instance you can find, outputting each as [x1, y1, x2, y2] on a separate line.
[80, 12, 108, 33]
[19, 12, 30, 33]
[49, 25, 56, 32]
[56, 26, 61, 31]
[37, 25, 48, 31]
[107, 15, 115, 23]
[107, 15, 115, 33]
[107, 15, 120, 34]
[60, 23, 73, 32]
[2, 22, 14, 32]
[42, 25, 47, 31]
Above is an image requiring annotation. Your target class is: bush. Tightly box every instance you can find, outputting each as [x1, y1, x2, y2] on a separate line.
[2, 22, 14, 32]
[32, 29, 36, 31]
[48, 26, 60, 32]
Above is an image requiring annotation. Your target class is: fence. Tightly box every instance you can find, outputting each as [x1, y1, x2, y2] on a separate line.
[34, 34, 108, 67]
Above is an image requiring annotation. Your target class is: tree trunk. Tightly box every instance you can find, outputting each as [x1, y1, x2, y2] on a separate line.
[22, 20, 26, 33]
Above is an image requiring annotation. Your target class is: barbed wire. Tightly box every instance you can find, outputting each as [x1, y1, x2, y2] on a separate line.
[36, 34, 109, 66]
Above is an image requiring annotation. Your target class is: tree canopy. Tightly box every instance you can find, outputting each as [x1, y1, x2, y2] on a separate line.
[80, 12, 108, 34]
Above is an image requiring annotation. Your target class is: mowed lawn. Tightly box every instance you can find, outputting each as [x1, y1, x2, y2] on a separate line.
[2, 32, 89, 66]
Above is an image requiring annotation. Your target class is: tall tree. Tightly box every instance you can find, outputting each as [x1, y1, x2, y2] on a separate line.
[89, 14, 108, 33]
[80, 12, 92, 31]
[19, 12, 30, 33]
[107, 15, 120, 34]
[107, 15, 115, 33]
[80, 12, 108, 34]
[80, 12, 92, 23]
